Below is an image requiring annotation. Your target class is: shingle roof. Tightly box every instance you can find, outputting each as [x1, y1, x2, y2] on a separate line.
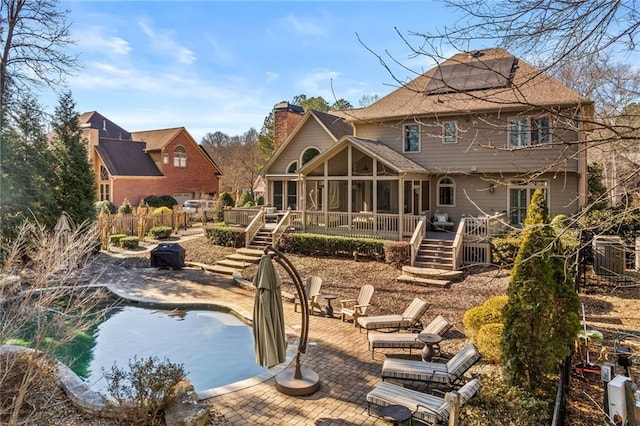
[346, 137, 427, 173]
[131, 128, 184, 150]
[309, 110, 353, 140]
[347, 48, 591, 122]
[78, 111, 131, 140]
[96, 138, 163, 176]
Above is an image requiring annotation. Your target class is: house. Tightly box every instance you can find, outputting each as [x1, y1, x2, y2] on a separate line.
[259, 48, 592, 241]
[79, 112, 222, 207]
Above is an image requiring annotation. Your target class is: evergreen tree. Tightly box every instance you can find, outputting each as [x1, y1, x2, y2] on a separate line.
[258, 111, 275, 159]
[501, 189, 568, 391]
[50, 91, 96, 225]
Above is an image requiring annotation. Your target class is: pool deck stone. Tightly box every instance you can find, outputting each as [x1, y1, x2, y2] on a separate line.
[94, 244, 393, 425]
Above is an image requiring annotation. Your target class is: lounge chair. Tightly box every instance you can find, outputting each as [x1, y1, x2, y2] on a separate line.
[366, 378, 482, 425]
[357, 297, 429, 334]
[340, 284, 375, 326]
[381, 343, 481, 388]
[293, 275, 323, 313]
[367, 315, 453, 359]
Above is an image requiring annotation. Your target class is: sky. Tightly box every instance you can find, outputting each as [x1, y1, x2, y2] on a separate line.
[40, 1, 475, 142]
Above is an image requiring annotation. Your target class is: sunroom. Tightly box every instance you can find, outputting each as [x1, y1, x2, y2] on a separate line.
[265, 136, 429, 241]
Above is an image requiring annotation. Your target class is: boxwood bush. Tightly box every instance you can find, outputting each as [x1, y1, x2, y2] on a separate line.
[120, 236, 139, 249]
[149, 226, 172, 240]
[109, 234, 127, 246]
[277, 233, 385, 260]
[206, 225, 245, 248]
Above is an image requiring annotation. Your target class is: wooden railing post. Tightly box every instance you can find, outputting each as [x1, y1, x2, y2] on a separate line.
[446, 391, 461, 426]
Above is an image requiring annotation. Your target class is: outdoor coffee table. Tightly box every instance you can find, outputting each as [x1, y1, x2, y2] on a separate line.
[323, 295, 337, 317]
[417, 332, 442, 362]
[381, 404, 412, 425]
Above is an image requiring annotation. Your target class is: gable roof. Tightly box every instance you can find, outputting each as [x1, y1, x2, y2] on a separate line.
[262, 109, 353, 172]
[348, 48, 592, 123]
[131, 127, 184, 150]
[95, 138, 163, 176]
[299, 136, 427, 175]
[78, 111, 131, 140]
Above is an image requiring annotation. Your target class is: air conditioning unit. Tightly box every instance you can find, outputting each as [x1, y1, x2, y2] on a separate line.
[608, 375, 631, 424]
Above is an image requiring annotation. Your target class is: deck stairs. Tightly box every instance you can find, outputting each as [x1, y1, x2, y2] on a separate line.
[185, 247, 263, 276]
[396, 238, 463, 288]
[248, 228, 273, 250]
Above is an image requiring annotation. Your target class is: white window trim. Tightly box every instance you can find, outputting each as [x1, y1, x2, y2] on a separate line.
[508, 115, 552, 149]
[300, 146, 321, 166]
[506, 179, 550, 222]
[403, 124, 421, 153]
[286, 160, 298, 174]
[436, 176, 456, 207]
[162, 153, 169, 164]
[443, 121, 458, 144]
[173, 145, 187, 167]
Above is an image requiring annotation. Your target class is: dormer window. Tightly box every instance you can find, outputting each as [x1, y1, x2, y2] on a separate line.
[174, 146, 187, 167]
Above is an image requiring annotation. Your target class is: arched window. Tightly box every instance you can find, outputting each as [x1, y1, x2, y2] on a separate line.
[301, 147, 320, 165]
[174, 146, 187, 167]
[437, 177, 455, 206]
[286, 161, 298, 173]
[99, 166, 110, 201]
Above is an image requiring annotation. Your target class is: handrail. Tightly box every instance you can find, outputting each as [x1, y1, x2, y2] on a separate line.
[245, 209, 265, 247]
[271, 211, 291, 246]
[409, 216, 427, 266]
[451, 219, 466, 270]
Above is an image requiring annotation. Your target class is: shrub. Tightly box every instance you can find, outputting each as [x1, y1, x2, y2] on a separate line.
[218, 192, 235, 208]
[237, 190, 254, 207]
[206, 226, 245, 248]
[118, 198, 133, 215]
[383, 241, 410, 268]
[95, 200, 116, 214]
[476, 323, 504, 363]
[109, 234, 127, 246]
[149, 226, 172, 239]
[102, 356, 186, 425]
[491, 231, 522, 265]
[120, 236, 139, 249]
[277, 233, 385, 260]
[462, 295, 507, 339]
[144, 195, 178, 209]
[152, 206, 172, 215]
[464, 373, 553, 425]
[257, 195, 265, 205]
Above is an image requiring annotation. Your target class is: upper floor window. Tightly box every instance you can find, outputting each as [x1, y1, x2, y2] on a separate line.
[286, 161, 298, 173]
[404, 124, 420, 152]
[443, 121, 458, 144]
[509, 116, 550, 148]
[174, 146, 187, 167]
[301, 147, 320, 165]
[437, 177, 455, 206]
[99, 165, 109, 181]
[163, 153, 169, 164]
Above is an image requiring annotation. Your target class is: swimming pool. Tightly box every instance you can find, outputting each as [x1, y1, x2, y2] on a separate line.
[54, 304, 268, 394]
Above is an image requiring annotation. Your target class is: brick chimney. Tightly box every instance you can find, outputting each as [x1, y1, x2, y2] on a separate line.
[273, 102, 304, 150]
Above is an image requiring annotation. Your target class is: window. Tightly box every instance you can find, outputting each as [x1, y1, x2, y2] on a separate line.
[174, 146, 187, 167]
[162, 153, 169, 164]
[437, 177, 455, 206]
[273, 181, 283, 210]
[508, 180, 548, 225]
[286, 161, 298, 173]
[404, 124, 420, 152]
[301, 147, 320, 165]
[509, 116, 550, 148]
[286, 181, 297, 209]
[99, 166, 110, 201]
[443, 121, 457, 144]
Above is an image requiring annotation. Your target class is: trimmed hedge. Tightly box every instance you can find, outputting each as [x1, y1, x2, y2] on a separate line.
[206, 226, 245, 248]
[277, 233, 385, 260]
[383, 241, 410, 268]
[463, 295, 507, 339]
[476, 323, 504, 363]
[120, 236, 139, 249]
[109, 234, 127, 245]
[149, 226, 172, 239]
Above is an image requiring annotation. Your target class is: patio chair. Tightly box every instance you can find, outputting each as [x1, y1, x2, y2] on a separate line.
[357, 297, 429, 334]
[381, 343, 481, 388]
[340, 284, 375, 326]
[366, 378, 482, 425]
[367, 315, 453, 358]
[293, 275, 323, 313]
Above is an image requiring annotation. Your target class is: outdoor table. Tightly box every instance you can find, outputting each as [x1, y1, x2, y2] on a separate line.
[417, 332, 442, 362]
[381, 404, 412, 425]
[323, 295, 337, 317]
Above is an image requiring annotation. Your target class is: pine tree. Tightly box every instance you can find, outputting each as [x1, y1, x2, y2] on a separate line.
[50, 91, 96, 225]
[501, 189, 568, 390]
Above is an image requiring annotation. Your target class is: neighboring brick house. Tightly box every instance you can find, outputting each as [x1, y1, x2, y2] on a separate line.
[260, 48, 593, 241]
[79, 111, 221, 207]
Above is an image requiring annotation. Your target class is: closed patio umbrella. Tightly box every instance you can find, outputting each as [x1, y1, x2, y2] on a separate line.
[253, 254, 287, 368]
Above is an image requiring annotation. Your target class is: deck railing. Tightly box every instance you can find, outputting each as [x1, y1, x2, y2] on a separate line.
[271, 210, 292, 246]
[409, 216, 427, 266]
[245, 209, 264, 247]
[223, 207, 262, 227]
[299, 211, 419, 240]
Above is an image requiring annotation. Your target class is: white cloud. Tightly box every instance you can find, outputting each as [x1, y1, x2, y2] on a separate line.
[283, 13, 328, 37]
[138, 16, 197, 65]
[265, 71, 279, 83]
[74, 26, 131, 56]
[296, 69, 340, 99]
[204, 35, 235, 63]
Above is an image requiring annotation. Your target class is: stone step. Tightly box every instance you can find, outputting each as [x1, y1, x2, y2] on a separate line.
[413, 262, 453, 271]
[396, 274, 451, 288]
[184, 261, 239, 276]
[237, 248, 265, 257]
[216, 259, 252, 268]
[227, 253, 262, 263]
[402, 266, 463, 280]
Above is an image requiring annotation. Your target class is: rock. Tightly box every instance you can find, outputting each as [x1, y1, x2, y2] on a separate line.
[164, 380, 210, 426]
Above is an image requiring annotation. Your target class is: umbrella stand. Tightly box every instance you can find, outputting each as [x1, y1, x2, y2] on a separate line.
[265, 245, 320, 396]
